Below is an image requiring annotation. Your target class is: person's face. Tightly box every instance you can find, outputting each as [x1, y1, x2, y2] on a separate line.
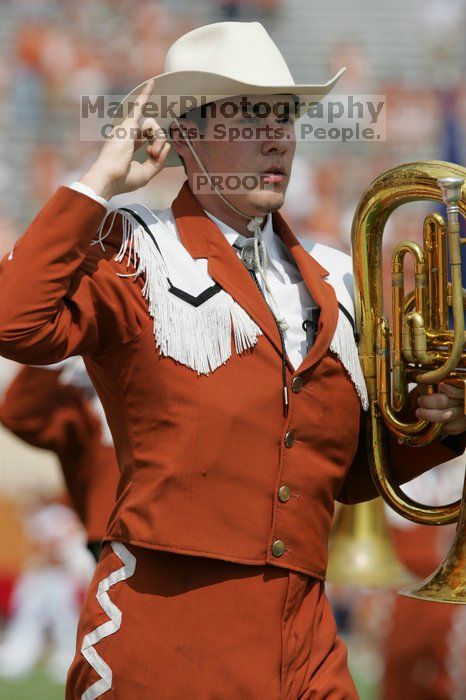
[178, 94, 297, 217]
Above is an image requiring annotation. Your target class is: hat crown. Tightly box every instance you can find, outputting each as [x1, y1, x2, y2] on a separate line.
[164, 21, 295, 87]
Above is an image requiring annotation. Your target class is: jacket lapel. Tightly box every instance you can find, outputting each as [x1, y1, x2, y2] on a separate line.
[172, 183, 339, 374]
[272, 211, 339, 374]
[172, 183, 284, 359]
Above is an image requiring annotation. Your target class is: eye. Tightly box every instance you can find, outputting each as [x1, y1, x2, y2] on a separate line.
[276, 115, 295, 124]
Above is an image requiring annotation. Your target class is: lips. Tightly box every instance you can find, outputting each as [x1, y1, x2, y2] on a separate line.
[261, 165, 286, 176]
[261, 165, 286, 184]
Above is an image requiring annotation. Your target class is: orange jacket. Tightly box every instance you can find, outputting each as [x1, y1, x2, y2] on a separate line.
[0, 183, 463, 579]
[0, 365, 119, 542]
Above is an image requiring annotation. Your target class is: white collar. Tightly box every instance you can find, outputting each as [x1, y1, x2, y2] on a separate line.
[204, 210, 284, 281]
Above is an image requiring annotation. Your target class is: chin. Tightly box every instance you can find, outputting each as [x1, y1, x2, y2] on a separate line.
[248, 188, 285, 215]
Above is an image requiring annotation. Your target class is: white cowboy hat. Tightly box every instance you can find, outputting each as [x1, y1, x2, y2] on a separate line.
[115, 21, 345, 167]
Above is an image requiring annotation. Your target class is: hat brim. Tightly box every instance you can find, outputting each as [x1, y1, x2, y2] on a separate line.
[114, 67, 345, 167]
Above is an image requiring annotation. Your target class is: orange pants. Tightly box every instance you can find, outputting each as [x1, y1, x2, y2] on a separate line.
[66, 543, 357, 699]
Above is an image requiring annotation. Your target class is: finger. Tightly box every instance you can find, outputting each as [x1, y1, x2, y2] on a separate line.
[132, 79, 155, 122]
[131, 132, 168, 162]
[140, 117, 162, 141]
[440, 416, 466, 435]
[416, 405, 463, 423]
[157, 141, 171, 167]
[417, 392, 452, 410]
[146, 137, 167, 159]
[117, 79, 155, 132]
[148, 132, 167, 155]
[143, 141, 171, 174]
[133, 119, 166, 154]
[134, 135, 163, 155]
[438, 382, 465, 400]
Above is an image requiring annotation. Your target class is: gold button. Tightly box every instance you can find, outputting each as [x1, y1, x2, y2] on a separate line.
[284, 430, 295, 448]
[272, 540, 285, 557]
[291, 376, 304, 393]
[278, 485, 291, 502]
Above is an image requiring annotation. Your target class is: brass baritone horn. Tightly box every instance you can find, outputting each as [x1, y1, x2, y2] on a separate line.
[351, 161, 466, 603]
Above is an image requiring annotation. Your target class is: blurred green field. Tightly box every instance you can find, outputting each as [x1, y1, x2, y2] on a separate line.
[348, 639, 380, 700]
[354, 676, 378, 700]
[0, 669, 64, 700]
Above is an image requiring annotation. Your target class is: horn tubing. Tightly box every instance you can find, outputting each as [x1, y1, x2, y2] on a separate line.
[351, 161, 466, 525]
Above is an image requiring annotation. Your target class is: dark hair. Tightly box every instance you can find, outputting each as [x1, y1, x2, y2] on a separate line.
[179, 102, 213, 133]
[169, 103, 212, 173]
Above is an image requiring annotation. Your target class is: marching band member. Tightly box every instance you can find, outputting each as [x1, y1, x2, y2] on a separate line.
[0, 499, 91, 683]
[0, 21, 464, 699]
[0, 359, 119, 559]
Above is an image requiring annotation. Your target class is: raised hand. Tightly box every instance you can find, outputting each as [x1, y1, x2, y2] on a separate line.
[79, 79, 171, 200]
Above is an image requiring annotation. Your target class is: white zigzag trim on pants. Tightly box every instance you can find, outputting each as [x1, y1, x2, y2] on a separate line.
[81, 542, 136, 700]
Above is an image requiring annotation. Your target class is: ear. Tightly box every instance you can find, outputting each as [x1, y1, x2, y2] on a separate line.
[169, 119, 200, 160]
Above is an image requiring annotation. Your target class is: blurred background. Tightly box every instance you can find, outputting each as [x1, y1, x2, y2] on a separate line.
[0, 0, 465, 698]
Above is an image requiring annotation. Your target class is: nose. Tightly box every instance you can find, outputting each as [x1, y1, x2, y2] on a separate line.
[260, 119, 293, 156]
[261, 136, 289, 156]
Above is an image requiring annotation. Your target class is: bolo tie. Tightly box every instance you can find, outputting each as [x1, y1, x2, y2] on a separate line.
[171, 119, 309, 414]
[233, 233, 291, 417]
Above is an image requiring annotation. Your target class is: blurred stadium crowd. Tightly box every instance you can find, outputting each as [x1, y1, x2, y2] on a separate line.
[0, 0, 465, 698]
[0, 0, 465, 255]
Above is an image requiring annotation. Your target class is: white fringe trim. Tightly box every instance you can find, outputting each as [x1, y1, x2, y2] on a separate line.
[93, 208, 262, 375]
[81, 542, 136, 700]
[330, 310, 369, 410]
